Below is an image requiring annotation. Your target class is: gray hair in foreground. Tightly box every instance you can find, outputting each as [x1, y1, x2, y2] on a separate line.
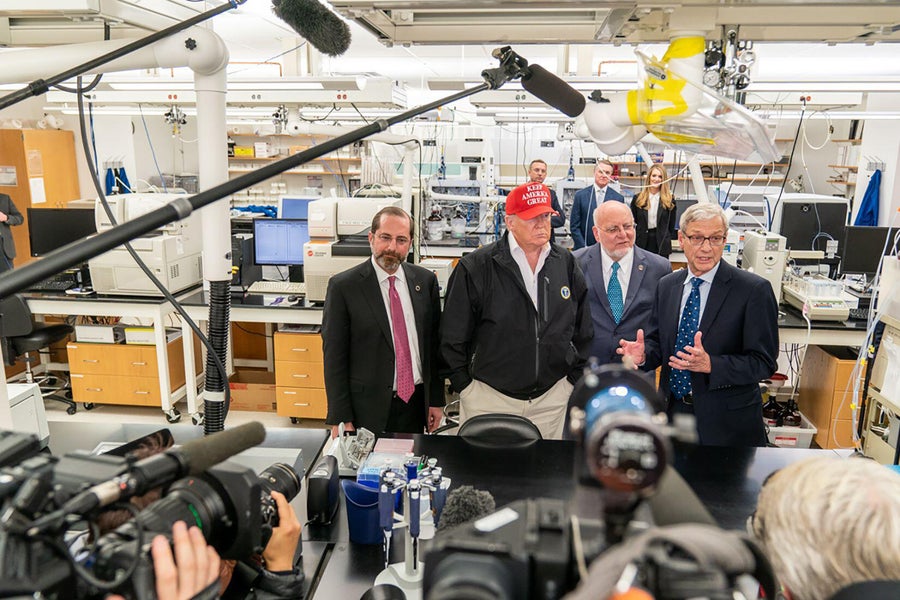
[751, 456, 900, 600]
[679, 202, 728, 232]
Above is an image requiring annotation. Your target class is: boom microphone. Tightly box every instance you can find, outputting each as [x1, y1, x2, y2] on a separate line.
[272, 0, 352, 57]
[55, 422, 267, 518]
[521, 64, 587, 118]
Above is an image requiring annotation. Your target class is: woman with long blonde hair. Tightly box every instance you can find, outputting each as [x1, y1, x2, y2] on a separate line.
[631, 163, 677, 258]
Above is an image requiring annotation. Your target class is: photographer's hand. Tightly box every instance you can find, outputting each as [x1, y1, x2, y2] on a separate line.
[262, 491, 301, 572]
[154, 521, 221, 600]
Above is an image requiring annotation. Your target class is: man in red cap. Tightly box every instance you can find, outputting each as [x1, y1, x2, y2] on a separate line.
[440, 182, 593, 439]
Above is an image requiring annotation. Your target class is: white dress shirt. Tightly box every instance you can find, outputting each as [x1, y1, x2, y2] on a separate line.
[678, 262, 721, 325]
[508, 231, 551, 310]
[601, 246, 634, 300]
[647, 192, 660, 228]
[372, 257, 423, 387]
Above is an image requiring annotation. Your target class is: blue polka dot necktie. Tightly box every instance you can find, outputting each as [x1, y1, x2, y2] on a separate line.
[607, 261, 624, 324]
[669, 277, 703, 399]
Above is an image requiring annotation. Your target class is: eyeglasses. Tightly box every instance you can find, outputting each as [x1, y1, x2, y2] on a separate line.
[684, 234, 726, 247]
[375, 233, 410, 245]
[602, 223, 635, 234]
[597, 170, 614, 177]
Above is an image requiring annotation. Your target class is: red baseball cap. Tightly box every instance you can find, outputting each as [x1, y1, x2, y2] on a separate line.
[505, 183, 558, 220]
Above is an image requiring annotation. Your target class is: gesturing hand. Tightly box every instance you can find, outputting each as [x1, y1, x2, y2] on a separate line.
[668, 331, 711, 374]
[616, 328, 645, 369]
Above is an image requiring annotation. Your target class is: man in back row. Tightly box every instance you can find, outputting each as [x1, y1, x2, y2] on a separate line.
[618, 202, 778, 446]
[441, 182, 593, 440]
[570, 159, 624, 249]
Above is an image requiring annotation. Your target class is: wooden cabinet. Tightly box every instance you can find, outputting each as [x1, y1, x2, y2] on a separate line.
[0, 129, 81, 268]
[67, 339, 190, 407]
[273, 331, 326, 420]
[798, 345, 862, 449]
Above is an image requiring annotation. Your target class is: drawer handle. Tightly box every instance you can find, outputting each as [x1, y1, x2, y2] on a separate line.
[131, 361, 147, 366]
[134, 390, 150, 395]
[86, 387, 103, 392]
[292, 374, 309, 379]
[83, 359, 100, 363]
[291, 348, 309, 352]
[292, 402, 311, 407]
[283, 390, 298, 395]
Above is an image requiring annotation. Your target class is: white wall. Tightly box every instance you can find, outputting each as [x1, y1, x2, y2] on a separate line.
[854, 93, 900, 227]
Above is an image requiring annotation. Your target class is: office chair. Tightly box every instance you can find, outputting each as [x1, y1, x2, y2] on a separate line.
[457, 413, 543, 444]
[1, 294, 76, 415]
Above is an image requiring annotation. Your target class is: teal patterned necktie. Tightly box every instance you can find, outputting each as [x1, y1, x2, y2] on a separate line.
[608, 262, 624, 324]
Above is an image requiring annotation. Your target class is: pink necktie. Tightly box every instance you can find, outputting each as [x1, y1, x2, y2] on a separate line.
[388, 276, 414, 402]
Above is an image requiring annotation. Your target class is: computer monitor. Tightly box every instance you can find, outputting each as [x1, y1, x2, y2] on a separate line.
[27, 207, 97, 257]
[674, 198, 698, 230]
[278, 196, 316, 220]
[253, 218, 309, 267]
[840, 226, 900, 277]
[770, 195, 848, 253]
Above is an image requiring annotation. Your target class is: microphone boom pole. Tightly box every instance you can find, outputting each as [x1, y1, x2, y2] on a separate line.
[0, 82, 491, 298]
[0, 0, 247, 111]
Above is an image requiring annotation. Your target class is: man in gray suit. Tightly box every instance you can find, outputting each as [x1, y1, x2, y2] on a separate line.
[0, 193, 24, 273]
[574, 201, 670, 365]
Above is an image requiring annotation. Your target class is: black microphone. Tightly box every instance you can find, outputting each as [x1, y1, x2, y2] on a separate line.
[521, 64, 586, 118]
[646, 466, 716, 527]
[59, 422, 267, 517]
[436, 486, 496, 531]
[272, 0, 352, 57]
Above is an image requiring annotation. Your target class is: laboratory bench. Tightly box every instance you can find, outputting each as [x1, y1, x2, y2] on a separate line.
[302, 435, 843, 600]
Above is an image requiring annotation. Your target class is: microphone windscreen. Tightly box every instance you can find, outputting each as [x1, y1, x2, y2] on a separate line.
[272, 0, 352, 57]
[178, 421, 267, 475]
[647, 466, 716, 527]
[437, 485, 496, 531]
[521, 65, 586, 118]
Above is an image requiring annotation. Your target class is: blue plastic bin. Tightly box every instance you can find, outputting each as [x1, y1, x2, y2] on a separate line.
[342, 479, 383, 545]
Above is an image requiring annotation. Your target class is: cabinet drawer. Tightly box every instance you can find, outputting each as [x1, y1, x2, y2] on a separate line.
[273, 332, 323, 362]
[814, 418, 855, 449]
[275, 360, 325, 388]
[275, 387, 327, 418]
[67, 343, 128, 375]
[830, 390, 861, 422]
[833, 361, 862, 393]
[70, 374, 161, 406]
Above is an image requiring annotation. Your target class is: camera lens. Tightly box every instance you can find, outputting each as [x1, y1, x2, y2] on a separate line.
[259, 463, 301, 501]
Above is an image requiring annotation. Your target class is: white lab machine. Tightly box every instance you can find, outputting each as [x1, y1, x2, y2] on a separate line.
[304, 197, 402, 302]
[742, 230, 787, 298]
[782, 274, 850, 321]
[722, 229, 742, 266]
[8, 383, 50, 448]
[418, 258, 454, 297]
[88, 193, 203, 296]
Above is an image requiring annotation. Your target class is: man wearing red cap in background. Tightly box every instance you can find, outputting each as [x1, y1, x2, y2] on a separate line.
[440, 182, 593, 439]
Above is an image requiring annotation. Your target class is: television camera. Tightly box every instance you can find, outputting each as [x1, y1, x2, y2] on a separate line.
[423, 364, 777, 600]
[0, 423, 301, 600]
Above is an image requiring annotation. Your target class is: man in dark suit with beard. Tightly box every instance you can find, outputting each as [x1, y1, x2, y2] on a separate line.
[323, 206, 443, 437]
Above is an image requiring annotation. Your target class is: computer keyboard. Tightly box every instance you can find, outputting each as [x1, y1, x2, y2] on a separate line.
[848, 307, 870, 320]
[31, 279, 76, 292]
[246, 280, 306, 295]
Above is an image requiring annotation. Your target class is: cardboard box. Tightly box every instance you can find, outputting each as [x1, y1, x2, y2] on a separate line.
[124, 327, 182, 345]
[766, 412, 815, 448]
[229, 369, 277, 412]
[75, 324, 125, 344]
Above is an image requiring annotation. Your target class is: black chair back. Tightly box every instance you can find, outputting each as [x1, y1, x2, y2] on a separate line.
[0, 295, 34, 366]
[458, 413, 542, 445]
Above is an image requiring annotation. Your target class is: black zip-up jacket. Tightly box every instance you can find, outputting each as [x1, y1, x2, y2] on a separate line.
[440, 233, 593, 399]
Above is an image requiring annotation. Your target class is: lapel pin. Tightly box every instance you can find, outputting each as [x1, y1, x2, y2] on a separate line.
[638, 265, 644, 271]
[415, 285, 421, 292]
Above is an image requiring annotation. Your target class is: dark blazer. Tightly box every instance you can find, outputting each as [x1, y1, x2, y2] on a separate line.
[322, 259, 443, 434]
[0, 194, 24, 260]
[569, 185, 625, 249]
[574, 245, 671, 365]
[644, 260, 778, 446]
[631, 199, 677, 258]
